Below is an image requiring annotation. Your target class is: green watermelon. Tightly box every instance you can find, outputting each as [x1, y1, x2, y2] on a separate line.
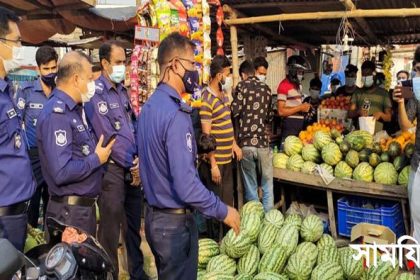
[275, 224, 299, 256]
[349, 136, 365, 152]
[339, 140, 351, 154]
[396, 272, 415, 280]
[258, 245, 288, 274]
[320, 163, 334, 176]
[286, 154, 304, 172]
[369, 153, 381, 167]
[359, 149, 370, 162]
[240, 201, 265, 220]
[284, 214, 303, 230]
[203, 271, 235, 280]
[353, 162, 374, 182]
[285, 253, 314, 280]
[284, 136, 303, 156]
[336, 135, 344, 145]
[345, 150, 360, 168]
[311, 262, 344, 280]
[316, 234, 336, 250]
[206, 254, 236, 275]
[314, 131, 333, 151]
[366, 259, 399, 280]
[223, 229, 252, 259]
[258, 223, 280, 255]
[300, 214, 324, 242]
[198, 269, 206, 280]
[237, 245, 260, 276]
[339, 247, 364, 280]
[322, 142, 343, 166]
[301, 161, 317, 175]
[380, 152, 390, 162]
[302, 144, 321, 163]
[264, 209, 284, 229]
[317, 245, 339, 265]
[295, 242, 318, 266]
[393, 155, 407, 172]
[240, 213, 262, 242]
[331, 128, 342, 140]
[388, 141, 402, 158]
[234, 274, 253, 280]
[254, 272, 288, 280]
[198, 238, 220, 268]
[372, 142, 382, 154]
[334, 161, 353, 179]
[405, 143, 415, 159]
[345, 130, 373, 147]
[374, 162, 398, 185]
[398, 166, 411, 186]
[273, 153, 289, 169]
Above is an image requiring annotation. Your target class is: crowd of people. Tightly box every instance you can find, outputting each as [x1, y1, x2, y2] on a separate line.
[1, 5, 420, 279]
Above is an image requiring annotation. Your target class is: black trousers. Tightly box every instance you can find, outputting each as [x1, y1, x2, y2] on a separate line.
[145, 204, 198, 280]
[280, 117, 304, 146]
[97, 163, 147, 280]
[0, 213, 27, 251]
[28, 153, 49, 228]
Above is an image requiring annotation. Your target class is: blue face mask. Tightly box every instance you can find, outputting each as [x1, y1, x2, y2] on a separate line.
[413, 77, 420, 101]
[108, 65, 126, 84]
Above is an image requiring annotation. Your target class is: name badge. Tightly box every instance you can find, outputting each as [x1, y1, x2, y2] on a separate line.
[29, 103, 43, 109]
[109, 103, 119, 109]
[7, 108, 17, 119]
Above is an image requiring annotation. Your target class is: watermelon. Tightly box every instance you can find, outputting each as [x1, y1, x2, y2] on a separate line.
[286, 154, 304, 172]
[339, 141, 351, 154]
[380, 152, 390, 162]
[198, 269, 206, 280]
[331, 128, 341, 140]
[358, 149, 370, 162]
[398, 166, 411, 186]
[349, 136, 365, 152]
[316, 234, 335, 250]
[366, 259, 399, 280]
[300, 214, 324, 242]
[339, 247, 364, 280]
[198, 238, 220, 268]
[258, 224, 280, 255]
[393, 155, 407, 172]
[372, 142, 382, 154]
[234, 274, 253, 280]
[203, 271, 235, 280]
[388, 141, 402, 158]
[302, 144, 321, 163]
[258, 245, 288, 274]
[254, 272, 288, 280]
[405, 143, 415, 159]
[206, 254, 236, 275]
[396, 272, 415, 280]
[374, 162, 398, 185]
[238, 245, 260, 276]
[223, 229, 252, 259]
[284, 136, 303, 156]
[241, 213, 262, 242]
[295, 242, 318, 266]
[275, 224, 299, 256]
[264, 209, 284, 229]
[336, 135, 344, 144]
[345, 130, 373, 147]
[317, 245, 339, 265]
[353, 162, 374, 182]
[314, 131, 333, 151]
[320, 163, 334, 176]
[311, 262, 344, 280]
[285, 253, 313, 280]
[301, 161, 317, 175]
[334, 161, 353, 179]
[345, 150, 360, 168]
[273, 153, 289, 169]
[240, 201, 265, 220]
[284, 214, 303, 230]
[369, 153, 381, 167]
[322, 142, 342, 166]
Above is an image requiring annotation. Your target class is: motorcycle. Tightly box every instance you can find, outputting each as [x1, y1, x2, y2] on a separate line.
[0, 218, 114, 280]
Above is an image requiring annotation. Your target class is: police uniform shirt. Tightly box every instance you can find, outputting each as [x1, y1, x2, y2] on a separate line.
[137, 83, 227, 221]
[0, 77, 36, 207]
[84, 75, 136, 169]
[36, 89, 102, 198]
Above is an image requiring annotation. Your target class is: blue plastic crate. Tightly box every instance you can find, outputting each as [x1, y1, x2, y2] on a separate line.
[337, 196, 405, 238]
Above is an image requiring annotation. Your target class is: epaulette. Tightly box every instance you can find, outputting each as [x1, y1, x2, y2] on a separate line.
[95, 81, 105, 94]
[52, 100, 66, 114]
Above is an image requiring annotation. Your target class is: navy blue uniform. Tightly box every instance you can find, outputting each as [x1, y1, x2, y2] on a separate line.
[84, 75, 146, 280]
[16, 79, 50, 227]
[37, 89, 102, 235]
[0, 77, 36, 251]
[137, 83, 227, 279]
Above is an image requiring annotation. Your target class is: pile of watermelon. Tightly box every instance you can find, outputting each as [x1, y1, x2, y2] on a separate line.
[274, 130, 413, 186]
[197, 201, 414, 280]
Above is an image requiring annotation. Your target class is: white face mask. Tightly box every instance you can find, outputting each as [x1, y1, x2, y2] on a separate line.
[222, 76, 233, 92]
[397, 78, 407, 83]
[81, 81, 96, 103]
[309, 89, 320, 99]
[362, 75, 374, 88]
[256, 74, 266, 82]
[297, 74, 304, 82]
[108, 64, 126, 84]
[0, 42, 25, 73]
[345, 77, 356, 87]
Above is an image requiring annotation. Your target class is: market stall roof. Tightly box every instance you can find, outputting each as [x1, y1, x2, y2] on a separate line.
[221, 0, 420, 48]
[0, 0, 137, 45]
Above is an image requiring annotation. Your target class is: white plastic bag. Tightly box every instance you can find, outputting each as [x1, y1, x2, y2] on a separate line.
[359, 116, 376, 135]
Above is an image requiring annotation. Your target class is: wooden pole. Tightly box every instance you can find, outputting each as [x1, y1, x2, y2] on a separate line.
[228, 13, 240, 88]
[224, 8, 420, 25]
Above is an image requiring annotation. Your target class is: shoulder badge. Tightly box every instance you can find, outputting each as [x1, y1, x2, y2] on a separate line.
[53, 100, 66, 114]
[55, 130, 67, 146]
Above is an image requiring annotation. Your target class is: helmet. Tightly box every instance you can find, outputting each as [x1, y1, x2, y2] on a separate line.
[287, 55, 310, 84]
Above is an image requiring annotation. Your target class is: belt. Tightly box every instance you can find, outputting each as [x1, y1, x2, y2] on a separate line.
[29, 148, 39, 158]
[0, 201, 29, 217]
[151, 206, 193, 215]
[50, 195, 96, 207]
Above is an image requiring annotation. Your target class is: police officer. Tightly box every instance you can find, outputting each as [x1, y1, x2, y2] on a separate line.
[84, 40, 147, 280]
[137, 32, 240, 279]
[16, 46, 58, 228]
[37, 51, 115, 235]
[0, 7, 36, 251]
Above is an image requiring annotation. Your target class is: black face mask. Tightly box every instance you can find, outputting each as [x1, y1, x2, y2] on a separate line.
[177, 60, 199, 94]
[41, 72, 57, 88]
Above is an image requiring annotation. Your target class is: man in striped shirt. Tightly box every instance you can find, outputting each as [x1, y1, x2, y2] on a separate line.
[200, 55, 242, 209]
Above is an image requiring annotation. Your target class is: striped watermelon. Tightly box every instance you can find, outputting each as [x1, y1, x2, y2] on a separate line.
[254, 272, 288, 280]
[396, 272, 415, 280]
[198, 269, 206, 280]
[240, 201, 265, 220]
[366, 259, 399, 280]
[223, 229, 252, 259]
[302, 144, 321, 163]
[241, 213, 262, 242]
[339, 247, 364, 280]
[311, 262, 344, 280]
[301, 161, 317, 175]
[237, 245, 260, 276]
[284, 136, 303, 156]
[234, 274, 253, 280]
[322, 142, 343, 166]
[316, 234, 336, 250]
[264, 209, 284, 229]
[286, 154, 304, 172]
[275, 224, 299, 256]
[295, 242, 318, 266]
[353, 162, 374, 183]
[285, 253, 313, 280]
[220, 239, 226, 255]
[206, 254, 236, 275]
[300, 214, 324, 242]
[198, 238, 220, 268]
[317, 245, 339, 265]
[258, 245, 288, 274]
[258, 223, 280, 254]
[273, 153, 289, 169]
[320, 163, 334, 176]
[314, 130, 333, 151]
[203, 271, 235, 280]
[284, 214, 303, 230]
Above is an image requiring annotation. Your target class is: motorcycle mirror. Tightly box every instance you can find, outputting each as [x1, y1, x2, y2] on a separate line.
[0, 238, 23, 280]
